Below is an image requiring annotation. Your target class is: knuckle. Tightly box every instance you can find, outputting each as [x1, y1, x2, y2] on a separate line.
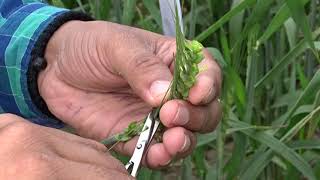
[108, 157, 128, 173]
[0, 113, 23, 122]
[81, 139, 107, 152]
[130, 54, 161, 72]
[200, 111, 214, 133]
[87, 164, 111, 177]
[205, 120, 218, 133]
[203, 103, 221, 133]
[21, 152, 54, 175]
[90, 166, 132, 180]
[2, 121, 34, 139]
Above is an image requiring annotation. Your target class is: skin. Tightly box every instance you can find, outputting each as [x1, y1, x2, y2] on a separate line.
[39, 20, 222, 168]
[0, 114, 133, 180]
[0, 20, 222, 178]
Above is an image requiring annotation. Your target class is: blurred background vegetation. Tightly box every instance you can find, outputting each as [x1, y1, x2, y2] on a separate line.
[48, 0, 320, 179]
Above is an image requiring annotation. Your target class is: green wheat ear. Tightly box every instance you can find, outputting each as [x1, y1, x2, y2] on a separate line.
[171, 6, 204, 100]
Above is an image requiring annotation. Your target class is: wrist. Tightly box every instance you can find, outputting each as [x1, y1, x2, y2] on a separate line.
[27, 12, 93, 120]
[44, 20, 83, 66]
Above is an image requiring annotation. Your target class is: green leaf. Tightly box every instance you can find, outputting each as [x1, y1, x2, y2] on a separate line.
[142, 0, 162, 27]
[192, 147, 207, 179]
[285, 0, 318, 59]
[289, 140, 320, 150]
[229, 0, 245, 45]
[195, 0, 256, 42]
[229, 120, 316, 180]
[75, 0, 85, 12]
[255, 28, 320, 90]
[137, 167, 153, 180]
[285, 18, 298, 48]
[188, 0, 197, 38]
[206, 47, 227, 68]
[196, 132, 217, 147]
[51, 0, 65, 7]
[181, 156, 193, 180]
[121, 0, 137, 25]
[257, 0, 309, 45]
[239, 105, 320, 179]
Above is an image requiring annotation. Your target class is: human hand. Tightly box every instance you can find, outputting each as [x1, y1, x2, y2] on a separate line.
[0, 114, 133, 180]
[39, 21, 222, 168]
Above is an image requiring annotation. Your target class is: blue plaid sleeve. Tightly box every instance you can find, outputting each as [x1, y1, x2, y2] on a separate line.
[0, 0, 72, 128]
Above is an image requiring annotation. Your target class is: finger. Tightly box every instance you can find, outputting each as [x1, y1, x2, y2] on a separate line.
[0, 113, 107, 153]
[160, 99, 221, 133]
[113, 50, 173, 107]
[50, 136, 124, 171]
[188, 49, 222, 105]
[55, 158, 133, 180]
[44, 126, 107, 152]
[113, 136, 139, 156]
[146, 127, 196, 168]
[144, 143, 171, 168]
[114, 127, 196, 169]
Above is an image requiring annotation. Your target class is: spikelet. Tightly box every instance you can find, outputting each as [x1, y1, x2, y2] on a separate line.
[170, 7, 204, 100]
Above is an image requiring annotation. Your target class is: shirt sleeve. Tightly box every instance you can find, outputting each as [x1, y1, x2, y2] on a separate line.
[0, 0, 92, 128]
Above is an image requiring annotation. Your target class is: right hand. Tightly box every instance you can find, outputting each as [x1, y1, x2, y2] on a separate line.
[40, 21, 222, 168]
[0, 114, 133, 180]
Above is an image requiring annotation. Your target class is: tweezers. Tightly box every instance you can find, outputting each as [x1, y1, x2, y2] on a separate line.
[125, 109, 160, 177]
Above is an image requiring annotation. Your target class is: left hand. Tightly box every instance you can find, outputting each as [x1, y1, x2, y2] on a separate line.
[39, 20, 222, 168]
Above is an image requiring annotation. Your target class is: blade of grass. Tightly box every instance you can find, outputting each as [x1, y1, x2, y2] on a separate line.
[306, 0, 318, 79]
[142, 0, 162, 27]
[229, 119, 317, 180]
[188, 0, 197, 39]
[289, 140, 320, 150]
[219, 28, 231, 64]
[51, 0, 65, 7]
[224, 133, 247, 179]
[284, 18, 298, 49]
[181, 156, 193, 180]
[216, 123, 224, 180]
[297, 63, 309, 89]
[238, 69, 320, 178]
[192, 147, 207, 179]
[195, 0, 256, 42]
[285, 0, 318, 60]
[121, 0, 136, 25]
[229, 0, 245, 45]
[196, 131, 217, 147]
[255, 28, 320, 90]
[75, 0, 85, 12]
[257, 0, 309, 45]
[239, 103, 320, 179]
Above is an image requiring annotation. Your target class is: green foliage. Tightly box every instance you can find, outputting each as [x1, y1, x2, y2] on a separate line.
[115, 121, 145, 142]
[50, 0, 320, 179]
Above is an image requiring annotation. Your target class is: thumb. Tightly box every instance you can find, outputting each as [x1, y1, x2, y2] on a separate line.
[115, 51, 173, 106]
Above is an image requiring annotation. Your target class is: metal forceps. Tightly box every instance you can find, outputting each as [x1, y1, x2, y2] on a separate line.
[125, 109, 160, 177]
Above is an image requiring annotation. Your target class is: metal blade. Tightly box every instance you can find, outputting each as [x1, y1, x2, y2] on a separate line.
[159, 0, 184, 37]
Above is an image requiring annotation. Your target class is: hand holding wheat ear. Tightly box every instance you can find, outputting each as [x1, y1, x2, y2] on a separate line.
[39, 20, 222, 168]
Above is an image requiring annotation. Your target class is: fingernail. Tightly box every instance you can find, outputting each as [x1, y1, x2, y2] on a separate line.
[180, 135, 191, 152]
[150, 81, 171, 100]
[197, 75, 215, 104]
[174, 105, 189, 125]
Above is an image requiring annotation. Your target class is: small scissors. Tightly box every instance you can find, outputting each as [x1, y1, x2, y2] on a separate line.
[125, 109, 160, 177]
